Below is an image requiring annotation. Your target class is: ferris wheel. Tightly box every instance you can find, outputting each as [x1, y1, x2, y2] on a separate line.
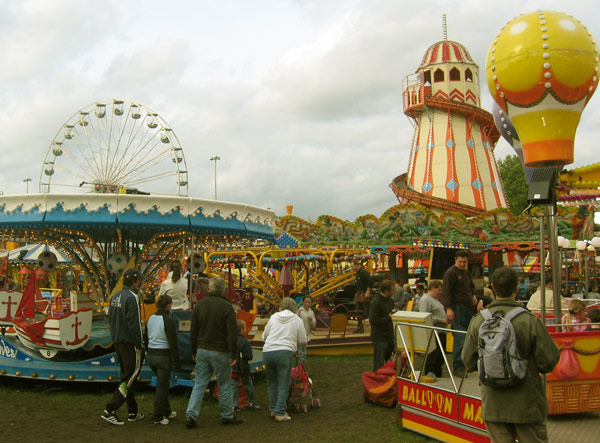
[39, 99, 189, 196]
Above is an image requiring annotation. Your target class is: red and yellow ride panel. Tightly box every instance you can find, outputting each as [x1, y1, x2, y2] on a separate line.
[547, 330, 600, 414]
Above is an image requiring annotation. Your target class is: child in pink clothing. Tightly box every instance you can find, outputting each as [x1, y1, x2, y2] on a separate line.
[561, 299, 590, 332]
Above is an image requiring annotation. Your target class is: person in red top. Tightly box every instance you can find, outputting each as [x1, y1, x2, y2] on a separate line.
[442, 250, 476, 378]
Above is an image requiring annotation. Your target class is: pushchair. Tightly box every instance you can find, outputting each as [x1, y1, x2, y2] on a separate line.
[288, 360, 321, 413]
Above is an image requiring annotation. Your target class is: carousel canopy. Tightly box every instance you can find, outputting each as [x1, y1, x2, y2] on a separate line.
[0, 193, 276, 243]
[0, 244, 70, 263]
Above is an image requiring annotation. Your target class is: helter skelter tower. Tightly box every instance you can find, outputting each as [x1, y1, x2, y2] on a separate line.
[391, 17, 507, 216]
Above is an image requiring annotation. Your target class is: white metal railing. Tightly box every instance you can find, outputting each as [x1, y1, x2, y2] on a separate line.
[394, 320, 467, 394]
[402, 73, 424, 111]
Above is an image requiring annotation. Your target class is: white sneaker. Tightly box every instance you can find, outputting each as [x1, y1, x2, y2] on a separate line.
[127, 412, 144, 422]
[101, 410, 124, 426]
[168, 411, 177, 419]
[274, 413, 292, 422]
[152, 417, 169, 425]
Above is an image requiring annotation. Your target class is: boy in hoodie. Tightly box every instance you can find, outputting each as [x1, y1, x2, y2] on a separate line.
[262, 297, 307, 422]
[232, 319, 260, 410]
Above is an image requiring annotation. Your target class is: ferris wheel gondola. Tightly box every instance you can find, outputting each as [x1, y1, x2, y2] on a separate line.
[39, 99, 189, 196]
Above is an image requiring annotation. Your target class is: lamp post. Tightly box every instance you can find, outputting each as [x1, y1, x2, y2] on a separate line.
[592, 237, 600, 294]
[22, 177, 32, 194]
[576, 240, 588, 297]
[557, 236, 568, 290]
[209, 156, 220, 200]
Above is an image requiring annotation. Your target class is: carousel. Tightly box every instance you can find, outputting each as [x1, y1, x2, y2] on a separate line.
[0, 99, 276, 382]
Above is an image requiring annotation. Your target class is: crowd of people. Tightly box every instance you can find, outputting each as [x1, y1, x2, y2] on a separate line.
[373, 250, 600, 442]
[101, 261, 316, 427]
[99, 252, 599, 443]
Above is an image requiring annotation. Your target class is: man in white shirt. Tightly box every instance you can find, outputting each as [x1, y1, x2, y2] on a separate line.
[419, 280, 447, 379]
[526, 281, 568, 311]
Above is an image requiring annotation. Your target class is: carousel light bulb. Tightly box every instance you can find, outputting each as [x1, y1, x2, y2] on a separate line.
[576, 240, 587, 251]
[591, 237, 600, 249]
[486, 10, 599, 166]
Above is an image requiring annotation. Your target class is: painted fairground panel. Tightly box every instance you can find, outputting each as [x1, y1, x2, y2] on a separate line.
[547, 329, 600, 414]
[276, 203, 591, 246]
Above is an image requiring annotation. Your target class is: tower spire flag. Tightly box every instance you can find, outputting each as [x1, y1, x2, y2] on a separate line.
[442, 14, 447, 41]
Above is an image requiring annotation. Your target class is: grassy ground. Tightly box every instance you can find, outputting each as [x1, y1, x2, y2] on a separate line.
[0, 354, 432, 443]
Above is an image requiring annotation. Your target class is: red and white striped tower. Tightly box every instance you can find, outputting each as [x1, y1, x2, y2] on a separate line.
[391, 17, 507, 216]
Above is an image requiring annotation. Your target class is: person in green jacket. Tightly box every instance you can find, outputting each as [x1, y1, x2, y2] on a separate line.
[462, 267, 559, 443]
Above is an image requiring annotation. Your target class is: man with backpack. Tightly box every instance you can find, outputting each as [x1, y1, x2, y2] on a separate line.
[462, 267, 559, 443]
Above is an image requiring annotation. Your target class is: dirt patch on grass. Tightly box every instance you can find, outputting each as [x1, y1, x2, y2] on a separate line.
[0, 355, 430, 443]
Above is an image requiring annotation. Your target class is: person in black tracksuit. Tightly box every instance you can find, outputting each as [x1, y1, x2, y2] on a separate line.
[101, 268, 145, 426]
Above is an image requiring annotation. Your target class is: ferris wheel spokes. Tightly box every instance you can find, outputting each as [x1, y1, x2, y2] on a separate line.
[39, 99, 189, 196]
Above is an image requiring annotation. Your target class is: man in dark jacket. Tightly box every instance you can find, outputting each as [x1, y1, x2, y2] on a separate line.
[101, 268, 145, 425]
[185, 277, 242, 428]
[462, 267, 559, 443]
[442, 249, 476, 377]
[369, 279, 396, 371]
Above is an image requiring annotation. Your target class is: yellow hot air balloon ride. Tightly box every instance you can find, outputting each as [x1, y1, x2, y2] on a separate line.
[486, 10, 599, 167]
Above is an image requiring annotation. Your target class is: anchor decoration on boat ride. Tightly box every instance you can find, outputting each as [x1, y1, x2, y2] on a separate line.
[65, 315, 89, 346]
[10, 272, 93, 357]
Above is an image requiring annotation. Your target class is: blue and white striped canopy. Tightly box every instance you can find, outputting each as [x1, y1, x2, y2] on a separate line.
[0, 244, 70, 263]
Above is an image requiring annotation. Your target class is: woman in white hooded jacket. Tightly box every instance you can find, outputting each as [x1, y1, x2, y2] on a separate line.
[158, 260, 188, 310]
[262, 297, 307, 422]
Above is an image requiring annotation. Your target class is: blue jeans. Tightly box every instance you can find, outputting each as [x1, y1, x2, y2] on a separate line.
[451, 304, 475, 371]
[185, 349, 234, 420]
[263, 350, 293, 416]
[147, 353, 172, 421]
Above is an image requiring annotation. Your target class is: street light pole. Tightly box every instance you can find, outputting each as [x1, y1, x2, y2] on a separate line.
[209, 156, 221, 200]
[22, 177, 32, 194]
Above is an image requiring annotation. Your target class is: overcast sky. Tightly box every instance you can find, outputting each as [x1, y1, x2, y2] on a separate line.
[1, 0, 599, 221]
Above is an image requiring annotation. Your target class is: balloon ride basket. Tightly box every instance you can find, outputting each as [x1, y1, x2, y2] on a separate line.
[547, 329, 600, 415]
[392, 319, 600, 442]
